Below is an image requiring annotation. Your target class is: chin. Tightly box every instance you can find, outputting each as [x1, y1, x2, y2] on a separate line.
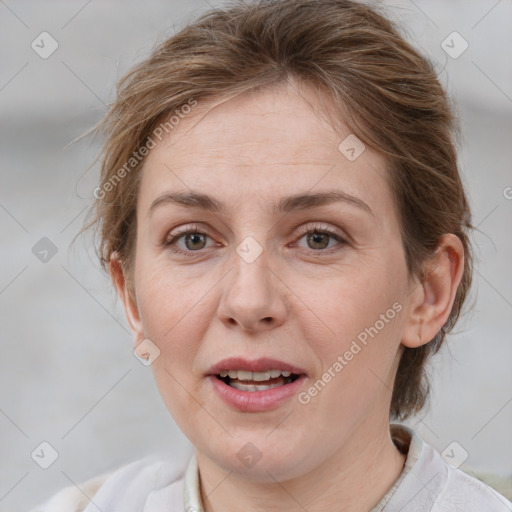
[202, 435, 318, 483]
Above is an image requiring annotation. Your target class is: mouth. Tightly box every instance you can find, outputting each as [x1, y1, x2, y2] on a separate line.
[207, 357, 307, 412]
[215, 369, 301, 392]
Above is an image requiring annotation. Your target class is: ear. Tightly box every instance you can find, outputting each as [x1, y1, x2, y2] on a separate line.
[402, 234, 465, 348]
[109, 253, 145, 347]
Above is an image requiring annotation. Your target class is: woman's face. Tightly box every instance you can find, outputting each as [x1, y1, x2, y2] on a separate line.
[124, 81, 416, 481]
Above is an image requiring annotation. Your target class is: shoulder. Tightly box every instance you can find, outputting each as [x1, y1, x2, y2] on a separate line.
[29, 471, 111, 512]
[30, 456, 189, 512]
[433, 461, 512, 512]
[387, 424, 511, 512]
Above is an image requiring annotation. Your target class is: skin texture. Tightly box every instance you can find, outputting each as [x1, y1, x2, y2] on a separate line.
[111, 80, 464, 512]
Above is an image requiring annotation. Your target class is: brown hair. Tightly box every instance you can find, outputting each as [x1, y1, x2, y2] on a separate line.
[81, 0, 473, 420]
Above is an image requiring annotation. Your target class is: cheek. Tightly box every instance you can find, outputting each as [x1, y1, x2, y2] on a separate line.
[305, 266, 403, 347]
[137, 283, 206, 363]
[134, 269, 211, 433]
[133, 255, 220, 388]
[304, 250, 407, 388]
[134, 249, 209, 339]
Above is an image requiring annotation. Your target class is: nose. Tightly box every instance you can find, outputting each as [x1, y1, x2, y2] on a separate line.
[216, 239, 288, 333]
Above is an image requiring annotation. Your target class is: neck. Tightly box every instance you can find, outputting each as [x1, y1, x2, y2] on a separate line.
[196, 416, 406, 512]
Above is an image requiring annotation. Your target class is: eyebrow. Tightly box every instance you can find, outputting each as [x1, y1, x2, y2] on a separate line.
[148, 190, 373, 217]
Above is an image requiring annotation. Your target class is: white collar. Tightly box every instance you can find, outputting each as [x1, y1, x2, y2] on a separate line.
[81, 423, 510, 511]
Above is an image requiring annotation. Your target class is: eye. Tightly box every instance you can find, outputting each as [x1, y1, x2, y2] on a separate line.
[163, 223, 347, 257]
[163, 225, 215, 255]
[295, 224, 347, 252]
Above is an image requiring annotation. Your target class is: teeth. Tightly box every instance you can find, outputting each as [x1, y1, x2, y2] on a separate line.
[218, 369, 295, 381]
[237, 370, 253, 380]
[229, 381, 284, 392]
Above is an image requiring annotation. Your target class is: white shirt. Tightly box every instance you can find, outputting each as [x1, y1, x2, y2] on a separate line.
[31, 424, 511, 512]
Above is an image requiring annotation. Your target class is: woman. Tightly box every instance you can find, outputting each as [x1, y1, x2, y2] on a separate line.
[33, 0, 511, 510]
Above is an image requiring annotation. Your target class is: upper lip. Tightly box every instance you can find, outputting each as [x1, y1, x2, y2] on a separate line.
[207, 357, 307, 376]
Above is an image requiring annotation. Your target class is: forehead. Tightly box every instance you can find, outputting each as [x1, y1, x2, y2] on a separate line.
[138, 82, 394, 219]
[156, 83, 348, 166]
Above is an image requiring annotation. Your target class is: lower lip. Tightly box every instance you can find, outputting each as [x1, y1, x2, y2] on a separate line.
[208, 375, 307, 412]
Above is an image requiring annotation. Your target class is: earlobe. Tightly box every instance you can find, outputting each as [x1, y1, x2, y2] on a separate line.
[401, 234, 465, 349]
[109, 254, 145, 346]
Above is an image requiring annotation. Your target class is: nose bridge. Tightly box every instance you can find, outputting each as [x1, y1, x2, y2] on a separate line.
[217, 231, 288, 331]
[228, 232, 272, 300]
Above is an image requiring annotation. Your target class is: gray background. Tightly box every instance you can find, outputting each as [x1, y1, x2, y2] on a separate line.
[0, 1, 511, 510]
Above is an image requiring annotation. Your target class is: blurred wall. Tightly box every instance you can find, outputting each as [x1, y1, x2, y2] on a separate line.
[0, 1, 511, 510]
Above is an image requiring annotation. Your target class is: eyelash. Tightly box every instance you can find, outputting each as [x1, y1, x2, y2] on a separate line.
[163, 223, 347, 257]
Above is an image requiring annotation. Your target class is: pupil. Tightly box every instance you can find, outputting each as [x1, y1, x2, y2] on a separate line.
[308, 232, 328, 249]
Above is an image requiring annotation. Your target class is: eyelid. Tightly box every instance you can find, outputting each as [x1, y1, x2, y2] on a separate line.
[164, 223, 204, 242]
[294, 222, 345, 238]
